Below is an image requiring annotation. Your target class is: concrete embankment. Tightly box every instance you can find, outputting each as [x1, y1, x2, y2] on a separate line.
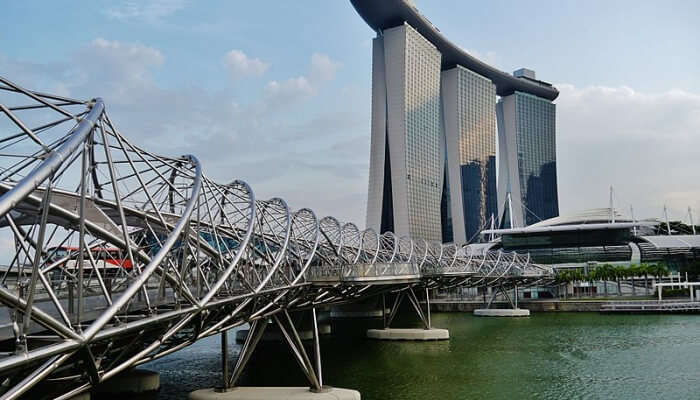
[431, 300, 605, 312]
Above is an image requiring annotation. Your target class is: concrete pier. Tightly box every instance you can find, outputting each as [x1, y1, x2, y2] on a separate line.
[366, 328, 449, 341]
[330, 298, 389, 318]
[473, 309, 530, 317]
[189, 387, 361, 400]
[96, 369, 160, 396]
[330, 306, 390, 318]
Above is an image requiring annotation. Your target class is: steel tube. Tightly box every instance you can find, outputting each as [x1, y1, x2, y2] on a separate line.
[312, 307, 322, 387]
[221, 330, 229, 390]
[81, 155, 202, 341]
[0, 99, 103, 218]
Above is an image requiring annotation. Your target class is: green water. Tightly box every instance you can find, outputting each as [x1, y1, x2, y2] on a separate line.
[149, 313, 700, 399]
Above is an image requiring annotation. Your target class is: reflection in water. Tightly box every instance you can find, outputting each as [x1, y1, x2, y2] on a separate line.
[146, 313, 700, 400]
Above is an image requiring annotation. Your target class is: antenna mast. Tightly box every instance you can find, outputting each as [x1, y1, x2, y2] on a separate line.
[609, 185, 615, 223]
[689, 206, 696, 235]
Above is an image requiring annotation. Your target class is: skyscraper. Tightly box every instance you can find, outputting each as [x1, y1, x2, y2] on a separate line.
[497, 84, 559, 227]
[365, 23, 443, 241]
[441, 66, 498, 243]
[353, 0, 560, 242]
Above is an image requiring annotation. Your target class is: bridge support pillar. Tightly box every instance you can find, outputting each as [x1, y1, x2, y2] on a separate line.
[330, 297, 389, 319]
[193, 308, 359, 398]
[235, 310, 331, 343]
[474, 284, 530, 317]
[367, 328, 449, 341]
[189, 387, 360, 400]
[95, 368, 160, 396]
[367, 287, 449, 341]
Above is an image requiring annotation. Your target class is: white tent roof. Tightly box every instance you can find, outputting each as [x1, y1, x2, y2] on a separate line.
[641, 235, 700, 249]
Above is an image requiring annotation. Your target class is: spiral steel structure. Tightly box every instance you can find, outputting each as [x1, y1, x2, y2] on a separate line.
[0, 77, 553, 399]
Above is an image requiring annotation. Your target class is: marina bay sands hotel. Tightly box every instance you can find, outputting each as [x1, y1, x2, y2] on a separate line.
[352, 0, 560, 244]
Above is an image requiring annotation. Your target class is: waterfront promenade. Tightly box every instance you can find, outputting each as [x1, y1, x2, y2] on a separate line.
[431, 298, 700, 313]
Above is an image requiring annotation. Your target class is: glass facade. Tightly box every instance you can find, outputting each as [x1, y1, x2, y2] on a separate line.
[513, 92, 558, 225]
[501, 229, 633, 250]
[442, 66, 497, 243]
[455, 67, 497, 242]
[499, 229, 633, 264]
[498, 91, 559, 228]
[402, 24, 443, 241]
[440, 154, 453, 243]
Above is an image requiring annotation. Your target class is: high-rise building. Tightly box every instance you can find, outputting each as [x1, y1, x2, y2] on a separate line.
[497, 88, 558, 227]
[353, 0, 560, 242]
[365, 23, 443, 241]
[441, 66, 497, 244]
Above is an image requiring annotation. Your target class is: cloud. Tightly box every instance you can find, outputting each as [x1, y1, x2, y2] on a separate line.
[223, 50, 268, 79]
[0, 40, 366, 224]
[78, 38, 164, 90]
[5, 38, 698, 231]
[264, 53, 342, 108]
[265, 76, 314, 98]
[556, 84, 700, 222]
[104, 0, 187, 22]
[309, 53, 342, 83]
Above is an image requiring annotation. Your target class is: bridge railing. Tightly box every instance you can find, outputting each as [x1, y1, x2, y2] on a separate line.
[342, 262, 420, 280]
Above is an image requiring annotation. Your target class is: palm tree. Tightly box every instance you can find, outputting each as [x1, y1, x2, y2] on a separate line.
[602, 264, 616, 297]
[613, 265, 627, 296]
[587, 268, 598, 298]
[650, 264, 670, 293]
[647, 264, 660, 296]
[556, 270, 571, 299]
[592, 265, 608, 297]
[569, 269, 583, 298]
[638, 263, 651, 295]
[575, 269, 586, 298]
[628, 264, 638, 296]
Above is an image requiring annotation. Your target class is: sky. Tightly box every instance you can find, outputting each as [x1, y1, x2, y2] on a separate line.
[1, 0, 699, 227]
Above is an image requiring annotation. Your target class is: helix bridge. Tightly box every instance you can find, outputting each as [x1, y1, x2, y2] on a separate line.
[0, 77, 553, 399]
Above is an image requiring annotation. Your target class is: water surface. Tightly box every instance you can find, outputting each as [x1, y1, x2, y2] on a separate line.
[147, 313, 700, 399]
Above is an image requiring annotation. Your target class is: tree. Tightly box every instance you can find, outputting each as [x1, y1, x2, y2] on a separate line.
[592, 265, 605, 297]
[627, 264, 638, 296]
[556, 270, 571, 299]
[645, 264, 667, 295]
[613, 265, 627, 296]
[587, 268, 598, 298]
[638, 263, 651, 295]
[568, 269, 585, 298]
[597, 264, 615, 297]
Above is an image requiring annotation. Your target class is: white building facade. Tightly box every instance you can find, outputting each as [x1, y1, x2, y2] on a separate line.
[365, 23, 443, 241]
